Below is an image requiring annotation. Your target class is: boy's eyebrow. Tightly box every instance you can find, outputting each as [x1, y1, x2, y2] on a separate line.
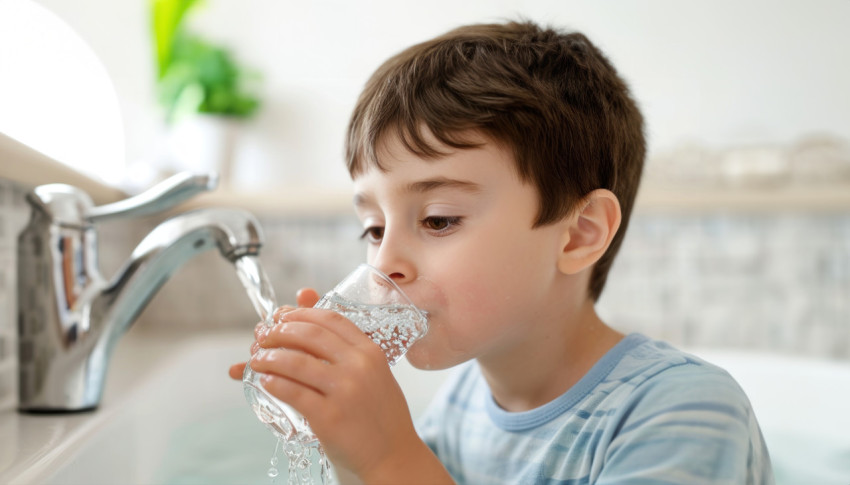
[405, 177, 482, 195]
[353, 177, 481, 207]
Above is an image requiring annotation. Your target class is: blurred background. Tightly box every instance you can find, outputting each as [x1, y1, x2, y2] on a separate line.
[1, 0, 848, 356]
[1, 2, 849, 482]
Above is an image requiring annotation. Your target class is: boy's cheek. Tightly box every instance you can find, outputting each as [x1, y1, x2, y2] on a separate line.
[408, 271, 449, 315]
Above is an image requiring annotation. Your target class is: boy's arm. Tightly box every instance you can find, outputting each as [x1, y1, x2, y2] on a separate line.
[357, 438, 454, 485]
[318, 435, 453, 485]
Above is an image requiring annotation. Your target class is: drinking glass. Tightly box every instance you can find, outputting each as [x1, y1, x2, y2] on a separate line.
[243, 263, 429, 445]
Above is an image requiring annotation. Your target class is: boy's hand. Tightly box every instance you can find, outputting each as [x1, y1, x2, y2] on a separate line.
[230, 287, 453, 483]
[227, 288, 320, 380]
[248, 306, 424, 480]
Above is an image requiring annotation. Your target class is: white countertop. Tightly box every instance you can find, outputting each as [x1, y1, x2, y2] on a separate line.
[0, 325, 447, 485]
[0, 328, 249, 485]
[3, 327, 850, 484]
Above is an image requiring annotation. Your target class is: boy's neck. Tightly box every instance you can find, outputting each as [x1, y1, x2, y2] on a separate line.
[477, 298, 624, 413]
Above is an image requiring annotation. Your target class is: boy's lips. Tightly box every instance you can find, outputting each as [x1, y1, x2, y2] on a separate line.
[407, 275, 444, 324]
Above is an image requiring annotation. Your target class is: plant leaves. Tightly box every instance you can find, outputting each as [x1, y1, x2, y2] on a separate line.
[151, 0, 261, 121]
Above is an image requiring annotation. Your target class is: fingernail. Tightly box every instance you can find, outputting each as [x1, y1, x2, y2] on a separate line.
[275, 306, 293, 320]
[257, 349, 278, 363]
[281, 308, 300, 320]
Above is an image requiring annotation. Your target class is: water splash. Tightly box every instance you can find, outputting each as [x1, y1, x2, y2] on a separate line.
[234, 255, 277, 325]
[268, 438, 282, 481]
[234, 255, 332, 484]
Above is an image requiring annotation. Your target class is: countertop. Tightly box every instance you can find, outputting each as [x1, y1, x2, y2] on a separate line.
[0, 328, 250, 485]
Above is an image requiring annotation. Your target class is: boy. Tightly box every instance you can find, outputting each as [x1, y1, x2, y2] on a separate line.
[230, 20, 773, 484]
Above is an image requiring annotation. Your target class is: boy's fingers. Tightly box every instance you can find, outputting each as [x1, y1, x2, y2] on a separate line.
[259, 374, 323, 418]
[251, 349, 333, 394]
[268, 289, 318, 322]
[241, 292, 321, 383]
[254, 321, 270, 340]
[273, 304, 297, 322]
[296, 288, 321, 308]
[280, 308, 371, 348]
[229, 362, 246, 380]
[261, 320, 348, 362]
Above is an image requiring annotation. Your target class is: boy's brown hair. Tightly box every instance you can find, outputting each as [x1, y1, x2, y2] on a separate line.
[346, 20, 645, 301]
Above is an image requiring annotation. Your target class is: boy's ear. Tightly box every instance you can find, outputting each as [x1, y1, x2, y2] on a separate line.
[557, 189, 622, 275]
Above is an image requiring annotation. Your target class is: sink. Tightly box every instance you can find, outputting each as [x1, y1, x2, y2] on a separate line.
[6, 329, 844, 485]
[0, 328, 450, 485]
[42, 332, 277, 485]
[0, 330, 282, 484]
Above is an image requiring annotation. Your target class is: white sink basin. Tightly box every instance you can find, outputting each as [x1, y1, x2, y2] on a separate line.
[3, 329, 847, 485]
[45, 332, 278, 484]
[0, 328, 450, 485]
[0, 331, 276, 484]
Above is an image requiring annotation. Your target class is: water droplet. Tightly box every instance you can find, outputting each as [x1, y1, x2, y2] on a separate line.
[285, 441, 301, 455]
[268, 466, 279, 478]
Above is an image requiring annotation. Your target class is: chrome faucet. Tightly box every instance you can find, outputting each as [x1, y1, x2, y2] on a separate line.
[17, 172, 263, 412]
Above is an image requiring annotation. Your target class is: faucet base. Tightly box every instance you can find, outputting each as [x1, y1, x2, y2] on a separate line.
[18, 405, 99, 415]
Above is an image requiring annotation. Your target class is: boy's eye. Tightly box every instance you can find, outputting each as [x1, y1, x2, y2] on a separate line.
[421, 216, 462, 233]
[359, 226, 384, 243]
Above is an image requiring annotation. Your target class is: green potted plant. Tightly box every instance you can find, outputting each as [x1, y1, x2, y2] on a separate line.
[151, 0, 261, 184]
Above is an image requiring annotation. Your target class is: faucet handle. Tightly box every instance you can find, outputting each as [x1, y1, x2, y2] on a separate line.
[86, 172, 218, 222]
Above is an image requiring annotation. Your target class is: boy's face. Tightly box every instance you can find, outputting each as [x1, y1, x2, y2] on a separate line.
[352, 133, 569, 370]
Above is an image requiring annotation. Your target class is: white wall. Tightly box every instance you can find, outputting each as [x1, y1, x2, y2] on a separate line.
[32, 0, 850, 191]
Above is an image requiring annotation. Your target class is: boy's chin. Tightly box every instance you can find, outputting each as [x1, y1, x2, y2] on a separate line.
[404, 348, 430, 369]
[404, 346, 461, 371]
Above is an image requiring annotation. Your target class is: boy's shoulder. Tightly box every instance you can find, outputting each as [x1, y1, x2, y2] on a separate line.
[606, 334, 752, 410]
[425, 333, 754, 426]
[584, 335, 773, 482]
[418, 335, 773, 483]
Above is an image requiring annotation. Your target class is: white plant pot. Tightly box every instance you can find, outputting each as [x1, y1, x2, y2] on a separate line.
[165, 114, 239, 187]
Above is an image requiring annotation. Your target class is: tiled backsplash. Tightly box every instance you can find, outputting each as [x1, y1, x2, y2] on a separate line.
[600, 213, 850, 358]
[1, 175, 849, 410]
[0, 178, 29, 410]
[140, 209, 849, 359]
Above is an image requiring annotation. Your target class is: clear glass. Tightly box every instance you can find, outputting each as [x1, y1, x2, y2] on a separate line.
[242, 263, 429, 445]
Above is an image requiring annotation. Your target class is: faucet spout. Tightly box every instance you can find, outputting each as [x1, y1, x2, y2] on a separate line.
[92, 207, 263, 363]
[17, 196, 263, 411]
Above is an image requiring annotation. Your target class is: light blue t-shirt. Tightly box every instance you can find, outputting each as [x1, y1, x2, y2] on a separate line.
[416, 333, 774, 484]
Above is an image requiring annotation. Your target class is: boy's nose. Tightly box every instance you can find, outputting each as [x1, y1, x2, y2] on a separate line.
[372, 234, 417, 285]
[374, 258, 416, 285]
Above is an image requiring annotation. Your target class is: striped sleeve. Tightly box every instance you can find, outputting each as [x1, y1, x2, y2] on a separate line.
[595, 363, 772, 485]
